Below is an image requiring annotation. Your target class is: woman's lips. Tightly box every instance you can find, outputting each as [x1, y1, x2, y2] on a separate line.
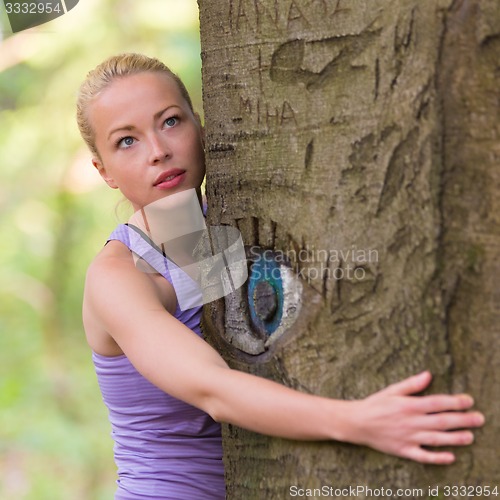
[154, 170, 186, 190]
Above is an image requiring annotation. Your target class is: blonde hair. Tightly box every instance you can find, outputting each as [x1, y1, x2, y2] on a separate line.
[76, 53, 194, 158]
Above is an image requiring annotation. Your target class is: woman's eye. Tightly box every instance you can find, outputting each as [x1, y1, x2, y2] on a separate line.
[118, 136, 135, 148]
[164, 116, 178, 128]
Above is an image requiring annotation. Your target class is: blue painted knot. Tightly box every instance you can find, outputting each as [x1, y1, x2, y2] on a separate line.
[247, 249, 284, 337]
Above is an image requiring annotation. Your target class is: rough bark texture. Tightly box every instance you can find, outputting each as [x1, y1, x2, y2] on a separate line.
[198, 0, 500, 498]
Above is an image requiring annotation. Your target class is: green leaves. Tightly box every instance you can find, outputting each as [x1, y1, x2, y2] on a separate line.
[0, 1, 202, 497]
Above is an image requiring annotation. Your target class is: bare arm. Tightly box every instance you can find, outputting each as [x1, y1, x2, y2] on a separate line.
[84, 253, 484, 465]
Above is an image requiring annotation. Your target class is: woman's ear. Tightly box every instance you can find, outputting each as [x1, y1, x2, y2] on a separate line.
[92, 158, 118, 189]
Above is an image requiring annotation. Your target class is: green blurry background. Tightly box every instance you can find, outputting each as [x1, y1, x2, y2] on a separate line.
[0, 1, 202, 498]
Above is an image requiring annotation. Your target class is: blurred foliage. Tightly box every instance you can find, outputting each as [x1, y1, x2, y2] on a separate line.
[0, 1, 202, 498]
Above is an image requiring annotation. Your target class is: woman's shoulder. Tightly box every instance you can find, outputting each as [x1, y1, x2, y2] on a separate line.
[83, 241, 136, 355]
[83, 238, 178, 354]
[90, 239, 133, 268]
[84, 239, 177, 318]
[85, 240, 134, 289]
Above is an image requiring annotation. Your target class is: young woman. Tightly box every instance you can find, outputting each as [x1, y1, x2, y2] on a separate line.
[77, 54, 484, 499]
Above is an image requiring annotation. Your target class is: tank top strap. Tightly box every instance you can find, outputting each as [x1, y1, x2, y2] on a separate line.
[108, 224, 173, 281]
[107, 224, 203, 312]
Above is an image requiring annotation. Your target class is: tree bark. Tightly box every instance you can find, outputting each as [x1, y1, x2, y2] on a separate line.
[198, 0, 500, 497]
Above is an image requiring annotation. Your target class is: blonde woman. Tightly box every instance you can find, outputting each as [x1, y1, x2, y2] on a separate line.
[77, 54, 484, 499]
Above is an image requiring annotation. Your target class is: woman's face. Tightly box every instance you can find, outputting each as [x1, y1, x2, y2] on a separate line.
[89, 72, 205, 211]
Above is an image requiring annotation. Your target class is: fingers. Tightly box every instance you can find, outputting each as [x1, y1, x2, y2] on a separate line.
[424, 411, 484, 431]
[417, 430, 474, 447]
[381, 371, 432, 396]
[382, 376, 481, 422]
[404, 447, 456, 465]
[415, 393, 475, 413]
[404, 428, 477, 464]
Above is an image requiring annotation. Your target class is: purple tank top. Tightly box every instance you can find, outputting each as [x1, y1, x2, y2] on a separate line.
[92, 224, 225, 499]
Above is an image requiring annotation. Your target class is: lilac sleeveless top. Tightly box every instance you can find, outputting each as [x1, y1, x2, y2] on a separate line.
[92, 224, 225, 499]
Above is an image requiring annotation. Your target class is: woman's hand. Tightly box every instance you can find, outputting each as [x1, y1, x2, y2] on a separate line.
[346, 371, 485, 464]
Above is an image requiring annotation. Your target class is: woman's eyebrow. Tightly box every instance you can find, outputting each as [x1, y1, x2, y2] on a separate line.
[107, 105, 182, 140]
[107, 124, 134, 140]
[153, 104, 181, 121]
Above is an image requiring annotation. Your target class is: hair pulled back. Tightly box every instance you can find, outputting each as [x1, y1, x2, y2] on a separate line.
[76, 53, 194, 158]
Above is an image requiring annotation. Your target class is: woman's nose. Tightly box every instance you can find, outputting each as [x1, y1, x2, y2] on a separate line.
[148, 133, 171, 163]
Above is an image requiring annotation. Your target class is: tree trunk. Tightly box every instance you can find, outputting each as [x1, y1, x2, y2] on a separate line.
[198, 0, 500, 497]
